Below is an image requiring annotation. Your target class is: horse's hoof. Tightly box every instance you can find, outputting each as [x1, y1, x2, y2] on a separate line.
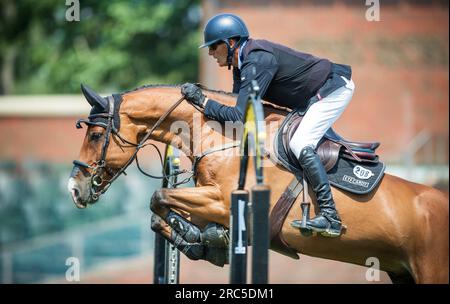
[149, 189, 166, 213]
[150, 214, 164, 231]
[202, 223, 229, 248]
[205, 246, 229, 267]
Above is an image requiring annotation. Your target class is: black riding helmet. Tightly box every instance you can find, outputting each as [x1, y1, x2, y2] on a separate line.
[200, 13, 249, 69]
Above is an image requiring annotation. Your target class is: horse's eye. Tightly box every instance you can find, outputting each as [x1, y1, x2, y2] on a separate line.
[89, 132, 103, 142]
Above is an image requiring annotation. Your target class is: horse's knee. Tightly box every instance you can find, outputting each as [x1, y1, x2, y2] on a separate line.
[150, 189, 168, 215]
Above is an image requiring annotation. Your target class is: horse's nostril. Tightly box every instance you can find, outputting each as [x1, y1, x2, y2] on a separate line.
[69, 186, 86, 209]
[73, 188, 80, 198]
[70, 187, 82, 203]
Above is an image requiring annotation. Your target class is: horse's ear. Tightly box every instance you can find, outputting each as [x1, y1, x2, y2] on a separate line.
[80, 83, 108, 111]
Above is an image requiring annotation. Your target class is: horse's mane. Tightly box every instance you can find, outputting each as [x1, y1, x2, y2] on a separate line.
[121, 84, 236, 98]
[121, 84, 289, 115]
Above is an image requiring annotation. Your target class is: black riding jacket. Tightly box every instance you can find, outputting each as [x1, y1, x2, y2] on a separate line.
[204, 39, 351, 122]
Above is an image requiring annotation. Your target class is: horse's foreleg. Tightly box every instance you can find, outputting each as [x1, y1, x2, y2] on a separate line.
[150, 186, 229, 227]
[150, 186, 230, 267]
[150, 188, 204, 244]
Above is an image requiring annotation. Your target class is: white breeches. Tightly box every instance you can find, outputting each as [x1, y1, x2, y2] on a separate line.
[289, 77, 355, 159]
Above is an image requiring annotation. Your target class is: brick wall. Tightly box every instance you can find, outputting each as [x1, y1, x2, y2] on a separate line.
[0, 117, 83, 163]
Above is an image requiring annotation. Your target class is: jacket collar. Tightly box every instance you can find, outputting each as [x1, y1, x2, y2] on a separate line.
[238, 39, 249, 69]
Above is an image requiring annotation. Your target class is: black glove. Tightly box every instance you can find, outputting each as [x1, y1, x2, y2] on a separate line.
[181, 83, 206, 108]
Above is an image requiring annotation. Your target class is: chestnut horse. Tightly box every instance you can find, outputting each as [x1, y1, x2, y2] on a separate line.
[68, 84, 449, 283]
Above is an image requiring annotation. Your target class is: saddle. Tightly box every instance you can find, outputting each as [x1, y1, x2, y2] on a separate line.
[269, 110, 385, 259]
[277, 110, 380, 174]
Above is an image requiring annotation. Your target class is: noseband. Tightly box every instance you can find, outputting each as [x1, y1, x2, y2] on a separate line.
[73, 94, 187, 202]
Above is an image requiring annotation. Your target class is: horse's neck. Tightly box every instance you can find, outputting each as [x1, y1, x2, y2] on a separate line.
[123, 87, 237, 159]
[123, 86, 287, 160]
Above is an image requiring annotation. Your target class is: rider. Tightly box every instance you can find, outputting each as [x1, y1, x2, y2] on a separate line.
[181, 13, 355, 237]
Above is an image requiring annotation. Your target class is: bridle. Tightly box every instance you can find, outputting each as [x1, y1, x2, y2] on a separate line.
[73, 94, 188, 202]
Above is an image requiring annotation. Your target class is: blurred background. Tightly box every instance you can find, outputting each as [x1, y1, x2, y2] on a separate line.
[0, 0, 448, 284]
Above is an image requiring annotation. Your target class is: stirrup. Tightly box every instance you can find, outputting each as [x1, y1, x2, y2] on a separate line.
[291, 219, 313, 237]
[290, 201, 314, 237]
[292, 217, 343, 238]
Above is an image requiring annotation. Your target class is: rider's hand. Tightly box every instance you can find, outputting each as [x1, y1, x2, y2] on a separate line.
[181, 83, 206, 108]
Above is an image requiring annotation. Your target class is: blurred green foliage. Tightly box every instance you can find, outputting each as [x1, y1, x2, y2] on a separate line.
[0, 0, 201, 94]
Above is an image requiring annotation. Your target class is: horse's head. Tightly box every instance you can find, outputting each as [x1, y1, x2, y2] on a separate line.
[68, 83, 237, 208]
[68, 84, 144, 209]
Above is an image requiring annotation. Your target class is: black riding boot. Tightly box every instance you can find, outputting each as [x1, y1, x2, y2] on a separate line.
[292, 146, 342, 237]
